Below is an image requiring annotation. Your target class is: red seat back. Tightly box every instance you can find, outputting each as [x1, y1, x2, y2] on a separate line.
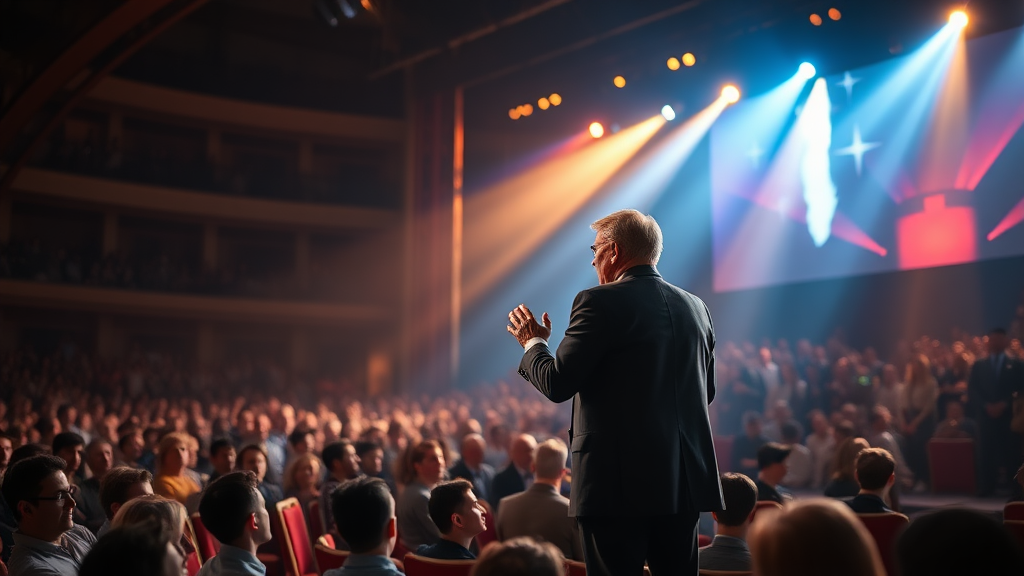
[186, 551, 202, 576]
[308, 498, 324, 542]
[927, 439, 976, 494]
[191, 513, 221, 562]
[698, 534, 712, 547]
[857, 512, 909, 576]
[403, 553, 475, 576]
[1005, 502, 1024, 522]
[565, 559, 587, 576]
[713, 436, 734, 474]
[315, 534, 349, 573]
[276, 497, 317, 576]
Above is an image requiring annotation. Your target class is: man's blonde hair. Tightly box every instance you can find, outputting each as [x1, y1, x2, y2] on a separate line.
[534, 439, 568, 480]
[591, 209, 663, 265]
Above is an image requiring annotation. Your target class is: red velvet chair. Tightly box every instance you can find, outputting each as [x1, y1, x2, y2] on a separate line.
[314, 534, 349, 573]
[276, 497, 318, 576]
[1005, 502, 1024, 521]
[565, 559, 587, 576]
[186, 552, 202, 576]
[403, 553, 475, 576]
[927, 438, 976, 494]
[308, 499, 325, 543]
[698, 534, 713, 547]
[190, 513, 220, 563]
[857, 512, 909, 576]
[713, 436, 735, 474]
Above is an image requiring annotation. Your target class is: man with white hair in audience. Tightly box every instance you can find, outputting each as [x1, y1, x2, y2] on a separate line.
[496, 438, 583, 561]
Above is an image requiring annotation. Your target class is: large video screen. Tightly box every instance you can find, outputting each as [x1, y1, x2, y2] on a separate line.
[711, 25, 1024, 292]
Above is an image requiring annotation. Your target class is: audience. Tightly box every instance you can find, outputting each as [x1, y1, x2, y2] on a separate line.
[896, 508, 1024, 576]
[282, 452, 321, 526]
[208, 438, 237, 485]
[698, 473, 757, 572]
[933, 399, 979, 440]
[732, 411, 769, 480]
[490, 433, 537, 512]
[237, 444, 283, 516]
[78, 518, 186, 576]
[109, 494, 190, 562]
[50, 433, 84, 488]
[396, 440, 447, 550]
[449, 433, 496, 505]
[755, 443, 791, 503]
[824, 437, 870, 498]
[197, 471, 272, 576]
[73, 439, 112, 533]
[747, 498, 885, 576]
[327, 476, 401, 576]
[417, 479, 485, 560]
[152, 432, 202, 505]
[96, 466, 154, 536]
[496, 438, 581, 560]
[899, 353, 938, 492]
[0, 433, 14, 483]
[804, 410, 835, 489]
[470, 537, 565, 576]
[846, 448, 897, 513]
[780, 422, 811, 488]
[0, 454, 97, 576]
[319, 440, 363, 540]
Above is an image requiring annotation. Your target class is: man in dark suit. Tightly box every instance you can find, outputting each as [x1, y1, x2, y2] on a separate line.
[489, 434, 536, 513]
[968, 328, 1024, 495]
[845, 448, 896, 514]
[507, 209, 724, 576]
[448, 434, 496, 506]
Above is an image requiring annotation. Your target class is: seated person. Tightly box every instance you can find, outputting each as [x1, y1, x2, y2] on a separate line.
[207, 439, 236, 485]
[397, 440, 446, 549]
[76, 439, 114, 533]
[824, 438, 870, 498]
[780, 422, 812, 488]
[327, 476, 401, 576]
[846, 448, 896, 514]
[417, 479, 486, 560]
[932, 400, 979, 440]
[236, 444, 284, 515]
[699, 473, 757, 572]
[471, 537, 564, 576]
[152, 433, 201, 506]
[97, 466, 154, 537]
[197, 471, 273, 575]
[755, 443, 791, 504]
[732, 411, 769, 480]
[896, 508, 1024, 576]
[1, 454, 97, 576]
[748, 498, 885, 576]
[78, 518, 186, 576]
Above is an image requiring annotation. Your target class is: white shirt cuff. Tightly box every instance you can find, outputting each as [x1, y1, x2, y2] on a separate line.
[524, 337, 548, 352]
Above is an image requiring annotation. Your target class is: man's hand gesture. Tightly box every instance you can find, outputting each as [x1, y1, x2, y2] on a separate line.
[507, 304, 552, 348]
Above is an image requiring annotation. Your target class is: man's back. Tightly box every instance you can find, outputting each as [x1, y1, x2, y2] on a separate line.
[496, 484, 582, 560]
[8, 524, 96, 576]
[698, 535, 751, 572]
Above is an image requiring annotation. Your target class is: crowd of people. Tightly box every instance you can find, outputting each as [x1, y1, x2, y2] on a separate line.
[1, 323, 1023, 574]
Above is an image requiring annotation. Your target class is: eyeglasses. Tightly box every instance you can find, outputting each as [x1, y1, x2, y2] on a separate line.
[590, 241, 612, 255]
[31, 486, 77, 505]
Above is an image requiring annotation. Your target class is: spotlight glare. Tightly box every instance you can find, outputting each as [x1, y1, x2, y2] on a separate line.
[538, 97, 550, 110]
[682, 53, 696, 67]
[509, 108, 520, 120]
[667, 57, 681, 71]
[661, 105, 676, 121]
[522, 104, 534, 117]
[828, 8, 841, 21]
[949, 10, 968, 29]
[810, 13, 822, 26]
[549, 93, 562, 106]
[798, 62, 817, 80]
[613, 75, 627, 88]
[721, 85, 741, 104]
[589, 122, 605, 139]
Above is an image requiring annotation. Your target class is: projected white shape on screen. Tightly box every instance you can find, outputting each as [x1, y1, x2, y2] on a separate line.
[836, 125, 881, 176]
[800, 78, 838, 247]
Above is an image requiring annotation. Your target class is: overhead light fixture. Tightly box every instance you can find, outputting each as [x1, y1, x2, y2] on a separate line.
[682, 53, 696, 67]
[798, 62, 817, 80]
[614, 75, 627, 88]
[661, 105, 676, 121]
[589, 122, 605, 139]
[721, 85, 741, 104]
[949, 10, 968, 29]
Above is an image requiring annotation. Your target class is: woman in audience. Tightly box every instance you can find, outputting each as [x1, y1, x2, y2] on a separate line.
[111, 493, 194, 559]
[823, 437, 870, 498]
[748, 498, 885, 576]
[283, 451, 322, 525]
[152, 432, 201, 505]
[396, 440, 446, 550]
[898, 353, 938, 491]
[79, 518, 187, 576]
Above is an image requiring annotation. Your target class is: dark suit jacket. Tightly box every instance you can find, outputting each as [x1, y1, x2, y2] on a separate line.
[448, 459, 496, 505]
[968, 353, 1024, 425]
[490, 464, 527, 512]
[519, 265, 724, 516]
[845, 493, 891, 514]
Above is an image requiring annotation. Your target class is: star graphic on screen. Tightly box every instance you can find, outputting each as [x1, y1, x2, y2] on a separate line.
[746, 142, 764, 169]
[837, 71, 861, 100]
[835, 125, 881, 176]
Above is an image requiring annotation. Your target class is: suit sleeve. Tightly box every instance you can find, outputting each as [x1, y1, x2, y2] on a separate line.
[705, 302, 717, 405]
[519, 290, 613, 403]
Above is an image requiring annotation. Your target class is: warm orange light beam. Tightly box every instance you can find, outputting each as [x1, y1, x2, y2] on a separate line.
[463, 115, 666, 304]
[920, 36, 969, 192]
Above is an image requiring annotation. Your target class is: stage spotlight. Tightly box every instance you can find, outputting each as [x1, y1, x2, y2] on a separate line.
[667, 57, 681, 71]
[661, 105, 676, 121]
[589, 122, 605, 139]
[538, 97, 550, 110]
[828, 8, 841, 21]
[810, 13, 822, 26]
[949, 10, 968, 29]
[721, 85, 741, 104]
[549, 93, 562, 106]
[614, 75, 627, 88]
[682, 53, 696, 67]
[798, 62, 817, 80]
[509, 108, 520, 120]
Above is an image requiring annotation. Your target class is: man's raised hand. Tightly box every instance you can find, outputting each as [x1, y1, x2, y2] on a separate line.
[507, 304, 552, 348]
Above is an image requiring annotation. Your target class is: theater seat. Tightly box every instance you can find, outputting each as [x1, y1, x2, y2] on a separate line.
[857, 512, 909, 576]
[308, 499, 324, 543]
[565, 559, 587, 576]
[927, 438, 976, 494]
[403, 553, 475, 576]
[1005, 502, 1024, 521]
[314, 534, 349, 573]
[276, 497, 318, 576]
[698, 534, 713, 547]
[190, 513, 220, 562]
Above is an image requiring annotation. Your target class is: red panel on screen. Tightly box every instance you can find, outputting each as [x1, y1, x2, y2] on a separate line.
[897, 195, 976, 270]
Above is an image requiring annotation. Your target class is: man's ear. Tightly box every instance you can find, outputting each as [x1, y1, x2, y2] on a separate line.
[17, 500, 34, 521]
[711, 511, 719, 523]
[247, 511, 259, 532]
[452, 513, 463, 529]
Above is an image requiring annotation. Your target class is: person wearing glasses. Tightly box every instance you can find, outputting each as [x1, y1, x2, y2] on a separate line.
[507, 209, 723, 576]
[0, 454, 97, 576]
